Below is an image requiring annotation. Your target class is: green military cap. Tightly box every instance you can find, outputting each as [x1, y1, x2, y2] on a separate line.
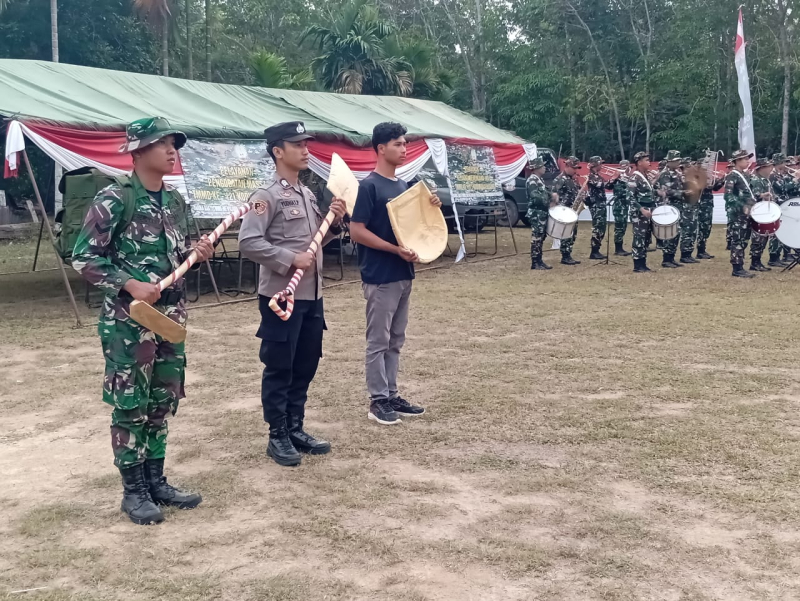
[754, 157, 773, 169]
[529, 157, 545, 169]
[772, 152, 787, 164]
[618, 159, 630, 168]
[564, 156, 581, 169]
[120, 117, 187, 153]
[588, 155, 604, 166]
[731, 149, 754, 161]
[665, 150, 682, 162]
[632, 151, 649, 164]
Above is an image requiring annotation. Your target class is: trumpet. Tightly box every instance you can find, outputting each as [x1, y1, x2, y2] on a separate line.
[601, 166, 627, 180]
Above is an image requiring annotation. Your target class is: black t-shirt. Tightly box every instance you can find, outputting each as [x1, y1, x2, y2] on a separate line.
[351, 172, 415, 285]
[147, 189, 163, 207]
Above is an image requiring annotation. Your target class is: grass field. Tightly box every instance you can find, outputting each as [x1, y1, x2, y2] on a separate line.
[2, 228, 800, 601]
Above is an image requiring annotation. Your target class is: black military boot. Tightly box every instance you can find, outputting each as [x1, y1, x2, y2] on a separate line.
[768, 253, 786, 267]
[732, 263, 755, 278]
[696, 244, 714, 259]
[749, 259, 771, 272]
[662, 253, 682, 268]
[288, 414, 331, 455]
[119, 464, 164, 525]
[614, 242, 631, 256]
[633, 258, 651, 273]
[589, 245, 606, 260]
[145, 459, 203, 509]
[680, 252, 699, 264]
[537, 259, 552, 270]
[267, 419, 302, 467]
[560, 254, 581, 265]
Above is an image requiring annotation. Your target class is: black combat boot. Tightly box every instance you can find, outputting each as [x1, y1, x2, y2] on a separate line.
[614, 242, 631, 256]
[145, 459, 203, 509]
[288, 414, 331, 455]
[661, 253, 681, 268]
[749, 259, 771, 272]
[119, 464, 164, 525]
[531, 257, 550, 270]
[561, 254, 581, 265]
[589, 245, 606, 260]
[696, 243, 714, 259]
[732, 263, 755, 278]
[767, 253, 786, 267]
[633, 258, 651, 273]
[267, 419, 302, 466]
[680, 252, 699, 264]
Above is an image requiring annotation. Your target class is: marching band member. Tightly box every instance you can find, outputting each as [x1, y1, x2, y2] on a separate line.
[725, 149, 756, 278]
[628, 151, 655, 272]
[608, 160, 632, 256]
[768, 153, 798, 265]
[748, 157, 774, 272]
[551, 156, 582, 265]
[586, 156, 608, 260]
[696, 164, 725, 260]
[527, 157, 556, 270]
[654, 150, 686, 267]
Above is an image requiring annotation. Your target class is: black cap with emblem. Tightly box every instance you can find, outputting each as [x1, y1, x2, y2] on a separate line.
[264, 121, 315, 144]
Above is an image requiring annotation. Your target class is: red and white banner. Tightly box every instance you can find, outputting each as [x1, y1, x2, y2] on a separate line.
[735, 9, 756, 158]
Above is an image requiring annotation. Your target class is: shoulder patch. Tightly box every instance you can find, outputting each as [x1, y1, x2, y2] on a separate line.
[253, 200, 268, 215]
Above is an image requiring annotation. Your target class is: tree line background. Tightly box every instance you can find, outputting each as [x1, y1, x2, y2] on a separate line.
[0, 0, 798, 162]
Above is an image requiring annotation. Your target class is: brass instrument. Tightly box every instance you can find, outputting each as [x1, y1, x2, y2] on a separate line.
[572, 175, 589, 214]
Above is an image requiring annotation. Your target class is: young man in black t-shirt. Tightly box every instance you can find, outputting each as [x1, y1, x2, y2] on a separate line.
[350, 123, 441, 425]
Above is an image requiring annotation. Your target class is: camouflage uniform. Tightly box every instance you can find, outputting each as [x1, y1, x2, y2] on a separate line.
[73, 174, 192, 469]
[552, 170, 580, 258]
[724, 168, 755, 267]
[628, 170, 655, 262]
[748, 172, 772, 265]
[611, 172, 630, 246]
[526, 169, 550, 265]
[654, 165, 685, 259]
[696, 176, 724, 256]
[769, 158, 798, 259]
[586, 171, 607, 252]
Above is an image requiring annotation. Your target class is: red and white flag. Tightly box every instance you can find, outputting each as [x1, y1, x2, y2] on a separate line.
[735, 9, 756, 157]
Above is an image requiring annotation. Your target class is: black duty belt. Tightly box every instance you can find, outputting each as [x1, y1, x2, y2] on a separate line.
[155, 285, 185, 307]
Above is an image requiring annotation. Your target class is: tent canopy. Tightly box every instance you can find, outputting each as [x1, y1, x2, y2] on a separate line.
[0, 60, 523, 145]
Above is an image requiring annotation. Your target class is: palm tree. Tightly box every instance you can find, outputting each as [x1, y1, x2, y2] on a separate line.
[301, 0, 412, 96]
[133, 0, 172, 76]
[251, 51, 314, 90]
[384, 38, 455, 102]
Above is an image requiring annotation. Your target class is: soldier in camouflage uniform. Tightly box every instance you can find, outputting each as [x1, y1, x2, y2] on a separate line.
[585, 156, 608, 260]
[72, 117, 215, 525]
[695, 165, 725, 260]
[654, 150, 687, 268]
[552, 156, 582, 265]
[628, 151, 655, 272]
[610, 159, 631, 256]
[768, 153, 797, 265]
[725, 149, 757, 278]
[747, 158, 775, 272]
[527, 157, 555, 270]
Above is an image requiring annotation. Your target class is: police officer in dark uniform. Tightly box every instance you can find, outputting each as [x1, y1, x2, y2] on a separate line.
[239, 122, 346, 467]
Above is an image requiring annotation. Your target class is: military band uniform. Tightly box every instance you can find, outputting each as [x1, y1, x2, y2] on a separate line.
[654, 162, 686, 266]
[748, 173, 772, 270]
[696, 176, 724, 259]
[586, 171, 607, 256]
[526, 170, 550, 268]
[725, 166, 756, 276]
[769, 155, 798, 262]
[610, 171, 631, 255]
[552, 170, 581, 264]
[628, 169, 654, 272]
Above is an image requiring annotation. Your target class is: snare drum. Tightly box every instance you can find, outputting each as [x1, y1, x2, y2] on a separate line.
[546, 206, 578, 240]
[775, 198, 800, 249]
[651, 205, 680, 240]
[749, 201, 781, 236]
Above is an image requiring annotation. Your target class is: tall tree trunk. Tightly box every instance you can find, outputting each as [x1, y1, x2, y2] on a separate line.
[162, 17, 169, 76]
[570, 113, 576, 157]
[205, 0, 211, 81]
[185, 0, 193, 79]
[564, 24, 576, 156]
[567, 3, 625, 158]
[50, 0, 58, 62]
[474, 0, 486, 113]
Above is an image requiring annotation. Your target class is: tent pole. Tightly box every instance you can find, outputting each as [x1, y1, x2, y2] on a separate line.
[31, 217, 45, 271]
[22, 150, 83, 328]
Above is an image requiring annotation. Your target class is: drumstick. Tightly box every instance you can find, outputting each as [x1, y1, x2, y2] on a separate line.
[268, 209, 337, 321]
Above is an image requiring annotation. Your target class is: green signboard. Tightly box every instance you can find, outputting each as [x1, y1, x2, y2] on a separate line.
[445, 143, 503, 206]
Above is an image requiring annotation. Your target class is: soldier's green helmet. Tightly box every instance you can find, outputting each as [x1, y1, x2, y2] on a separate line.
[120, 117, 187, 153]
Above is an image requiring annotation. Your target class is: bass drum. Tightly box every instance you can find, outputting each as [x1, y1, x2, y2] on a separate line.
[775, 198, 800, 249]
[546, 205, 578, 240]
[651, 205, 680, 240]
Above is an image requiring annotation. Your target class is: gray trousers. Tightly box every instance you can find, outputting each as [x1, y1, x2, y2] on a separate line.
[363, 280, 412, 403]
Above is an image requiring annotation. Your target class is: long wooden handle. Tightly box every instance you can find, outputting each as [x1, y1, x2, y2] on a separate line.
[157, 203, 254, 292]
[269, 210, 337, 321]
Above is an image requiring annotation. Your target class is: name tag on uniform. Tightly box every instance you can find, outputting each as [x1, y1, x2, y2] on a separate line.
[279, 199, 300, 208]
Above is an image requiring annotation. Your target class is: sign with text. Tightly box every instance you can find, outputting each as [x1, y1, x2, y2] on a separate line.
[180, 139, 275, 218]
[445, 143, 503, 206]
